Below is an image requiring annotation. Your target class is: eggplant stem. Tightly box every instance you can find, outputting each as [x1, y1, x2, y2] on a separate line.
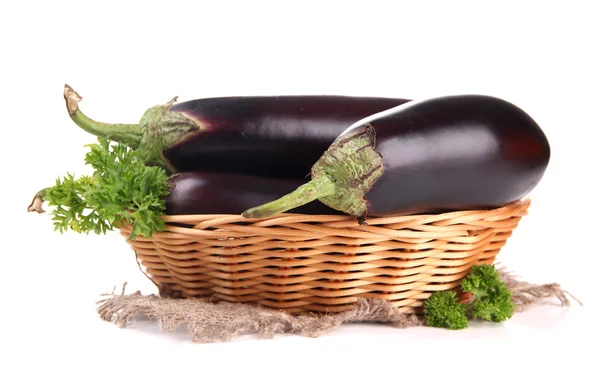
[164, 96, 179, 108]
[242, 176, 336, 219]
[64, 85, 143, 148]
[28, 188, 48, 213]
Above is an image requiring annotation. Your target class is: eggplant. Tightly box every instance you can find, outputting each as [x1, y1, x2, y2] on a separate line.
[64, 85, 410, 177]
[165, 171, 338, 216]
[242, 95, 551, 222]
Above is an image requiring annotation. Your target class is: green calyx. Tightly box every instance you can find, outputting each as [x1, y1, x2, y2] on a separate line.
[137, 97, 199, 172]
[242, 124, 383, 221]
[64, 85, 199, 174]
[313, 124, 383, 221]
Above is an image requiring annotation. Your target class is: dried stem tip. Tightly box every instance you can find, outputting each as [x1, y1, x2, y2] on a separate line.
[64, 84, 82, 115]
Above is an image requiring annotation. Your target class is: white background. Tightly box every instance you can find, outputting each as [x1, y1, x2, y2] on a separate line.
[2, 1, 598, 373]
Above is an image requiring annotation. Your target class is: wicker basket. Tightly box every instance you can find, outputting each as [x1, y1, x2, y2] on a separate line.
[119, 198, 530, 314]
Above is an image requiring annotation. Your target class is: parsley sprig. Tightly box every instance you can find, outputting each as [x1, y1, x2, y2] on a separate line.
[44, 137, 169, 239]
[423, 264, 515, 329]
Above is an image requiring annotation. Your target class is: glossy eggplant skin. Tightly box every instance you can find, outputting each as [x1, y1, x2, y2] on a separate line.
[164, 96, 411, 178]
[165, 171, 338, 215]
[345, 95, 551, 215]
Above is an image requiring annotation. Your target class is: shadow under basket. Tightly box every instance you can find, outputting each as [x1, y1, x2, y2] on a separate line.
[119, 198, 531, 314]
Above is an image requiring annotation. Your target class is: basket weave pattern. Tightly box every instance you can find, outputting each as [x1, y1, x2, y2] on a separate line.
[119, 199, 530, 314]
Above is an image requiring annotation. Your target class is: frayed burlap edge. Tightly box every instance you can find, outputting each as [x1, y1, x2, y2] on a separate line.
[96, 266, 582, 343]
[496, 265, 582, 312]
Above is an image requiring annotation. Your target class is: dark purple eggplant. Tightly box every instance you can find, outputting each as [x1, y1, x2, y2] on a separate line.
[64, 85, 410, 178]
[165, 171, 338, 216]
[242, 95, 551, 222]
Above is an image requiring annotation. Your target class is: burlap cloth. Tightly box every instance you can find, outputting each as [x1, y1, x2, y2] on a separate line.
[96, 266, 581, 343]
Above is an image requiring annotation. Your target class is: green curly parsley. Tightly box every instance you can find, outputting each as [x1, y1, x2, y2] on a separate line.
[44, 137, 169, 240]
[423, 264, 515, 329]
[423, 290, 469, 330]
[460, 263, 515, 323]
